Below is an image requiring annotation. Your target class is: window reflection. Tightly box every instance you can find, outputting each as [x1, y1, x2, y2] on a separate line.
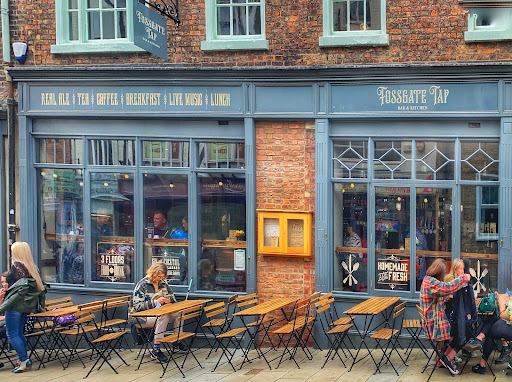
[143, 174, 189, 285]
[198, 173, 246, 292]
[39, 169, 84, 284]
[91, 172, 134, 283]
[333, 183, 367, 293]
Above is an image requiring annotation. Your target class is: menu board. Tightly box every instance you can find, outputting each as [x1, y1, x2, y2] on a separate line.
[287, 219, 304, 248]
[263, 218, 280, 247]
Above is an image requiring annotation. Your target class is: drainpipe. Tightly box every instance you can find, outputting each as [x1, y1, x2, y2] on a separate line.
[1, 0, 10, 63]
[5, 69, 16, 248]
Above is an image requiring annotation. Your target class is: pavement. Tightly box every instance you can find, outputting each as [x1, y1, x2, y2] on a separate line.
[1, 346, 510, 381]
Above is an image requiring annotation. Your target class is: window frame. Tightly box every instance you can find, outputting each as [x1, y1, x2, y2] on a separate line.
[201, 0, 269, 51]
[52, 0, 144, 54]
[319, 0, 389, 47]
[464, 7, 512, 42]
[475, 185, 499, 241]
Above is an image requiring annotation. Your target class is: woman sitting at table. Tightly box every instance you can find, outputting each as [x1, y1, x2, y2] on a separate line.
[469, 292, 512, 375]
[420, 258, 470, 375]
[130, 262, 186, 363]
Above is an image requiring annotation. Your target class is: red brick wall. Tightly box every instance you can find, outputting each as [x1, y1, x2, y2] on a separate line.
[4, 0, 512, 69]
[255, 121, 315, 344]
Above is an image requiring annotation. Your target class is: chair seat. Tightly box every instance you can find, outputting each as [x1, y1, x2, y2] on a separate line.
[100, 318, 126, 328]
[62, 325, 97, 335]
[203, 318, 226, 327]
[403, 319, 421, 329]
[160, 331, 195, 344]
[330, 316, 353, 326]
[91, 330, 127, 344]
[327, 323, 352, 335]
[371, 328, 398, 340]
[217, 327, 246, 339]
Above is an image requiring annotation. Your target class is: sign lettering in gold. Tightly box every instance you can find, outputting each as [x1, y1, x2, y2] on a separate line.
[210, 93, 231, 106]
[96, 92, 119, 106]
[125, 92, 161, 106]
[377, 85, 450, 110]
[41, 92, 71, 106]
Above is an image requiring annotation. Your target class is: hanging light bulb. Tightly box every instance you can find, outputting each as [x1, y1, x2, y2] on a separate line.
[169, 182, 174, 188]
[124, 174, 129, 179]
[41, 171, 46, 176]
[52, 173, 58, 178]
[397, 197, 401, 202]
[104, 182, 109, 186]
[218, 181, 223, 186]
[396, 202, 402, 211]
[350, 183, 354, 188]
[424, 197, 428, 204]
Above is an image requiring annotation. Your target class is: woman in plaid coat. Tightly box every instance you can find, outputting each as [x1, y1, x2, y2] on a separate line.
[419, 258, 470, 375]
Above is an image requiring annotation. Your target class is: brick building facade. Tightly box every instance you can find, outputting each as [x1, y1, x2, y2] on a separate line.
[1, 0, 512, 317]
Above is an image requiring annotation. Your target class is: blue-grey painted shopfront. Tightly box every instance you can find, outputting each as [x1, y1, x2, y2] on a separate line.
[8, 65, 512, 316]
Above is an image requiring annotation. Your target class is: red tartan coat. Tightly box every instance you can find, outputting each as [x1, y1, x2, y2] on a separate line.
[419, 275, 468, 341]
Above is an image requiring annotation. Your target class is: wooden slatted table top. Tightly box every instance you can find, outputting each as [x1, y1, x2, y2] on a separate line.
[234, 297, 299, 316]
[31, 305, 80, 318]
[344, 297, 401, 316]
[130, 299, 212, 318]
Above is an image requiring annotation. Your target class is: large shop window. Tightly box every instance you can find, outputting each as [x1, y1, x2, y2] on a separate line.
[201, 0, 269, 51]
[319, 0, 388, 47]
[52, 0, 144, 54]
[36, 137, 247, 292]
[332, 138, 499, 295]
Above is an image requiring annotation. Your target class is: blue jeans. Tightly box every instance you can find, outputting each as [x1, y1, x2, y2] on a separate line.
[5, 310, 28, 362]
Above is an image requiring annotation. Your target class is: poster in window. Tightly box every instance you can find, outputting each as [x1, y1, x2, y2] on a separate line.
[287, 219, 304, 248]
[376, 254, 409, 291]
[97, 243, 133, 282]
[263, 218, 280, 247]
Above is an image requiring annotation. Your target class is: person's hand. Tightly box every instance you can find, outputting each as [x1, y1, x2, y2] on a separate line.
[463, 273, 471, 283]
[156, 297, 167, 305]
[0, 288, 6, 300]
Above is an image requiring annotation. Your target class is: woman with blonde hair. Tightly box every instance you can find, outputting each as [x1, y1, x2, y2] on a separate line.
[129, 262, 185, 363]
[0, 242, 46, 373]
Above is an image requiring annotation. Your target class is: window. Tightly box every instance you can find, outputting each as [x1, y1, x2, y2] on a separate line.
[35, 135, 248, 292]
[201, 0, 269, 51]
[52, 0, 144, 54]
[465, 8, 512, 41]
[331, 137, 499, 296]
[460, 1, 512, 41]
[320, 0, 388, 47]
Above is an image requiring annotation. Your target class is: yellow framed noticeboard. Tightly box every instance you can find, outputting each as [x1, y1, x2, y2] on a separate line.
[257, 211, 312, 257]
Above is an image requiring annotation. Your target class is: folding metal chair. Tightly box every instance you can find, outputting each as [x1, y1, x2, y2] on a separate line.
[235, 293, 277, 349]
[84, 330, 129, 378]
[403, 316, 429, 362]
[202, 293, 238, 357]
[315, 295, 353, 368]
[371, 301, 407, 375]
[416, 304, 456, 382]
[211, 326, 247, 372]
[271, 296, 316, 369]
[158, 304, 204, 378]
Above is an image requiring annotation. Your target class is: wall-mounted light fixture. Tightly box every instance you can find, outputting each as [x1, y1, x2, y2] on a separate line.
[12, 42, 27, 63]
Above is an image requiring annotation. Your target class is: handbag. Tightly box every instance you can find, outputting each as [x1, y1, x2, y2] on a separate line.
[478, 293, 499, 319]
